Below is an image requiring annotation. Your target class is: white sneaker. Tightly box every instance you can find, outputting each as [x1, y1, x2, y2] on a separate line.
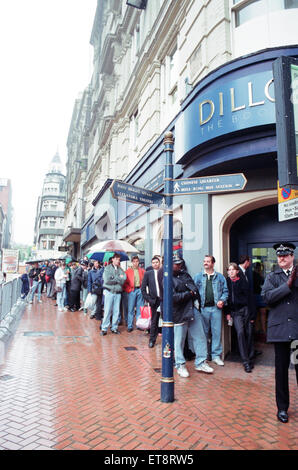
[213, 357, 224, 366]
[177, 364, 189, 378]
[195, 361, 214, 374]
[29, 301, 33, 304]
[58, 308, 63, 312]
[38, 300, 42, 303]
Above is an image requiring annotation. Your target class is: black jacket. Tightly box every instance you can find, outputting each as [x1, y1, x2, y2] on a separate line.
[29, 267, 41, 282]
[172, 269, 200, 324]
[141, 269, 160, 308]
[70, 266, 84, 292]
[262, 266, 298, 342]
[226, 277, 249, 313]
[238, 268, 257, 320]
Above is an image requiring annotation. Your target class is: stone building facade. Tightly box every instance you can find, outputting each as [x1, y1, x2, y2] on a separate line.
[33, 153, 66, 259]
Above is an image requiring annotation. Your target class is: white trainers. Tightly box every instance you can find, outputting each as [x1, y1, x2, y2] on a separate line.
[177, 364, 189, 378]
[213, 357, 224, 366]
[195, 361, 214, 374]
[29, 301, 33, 304]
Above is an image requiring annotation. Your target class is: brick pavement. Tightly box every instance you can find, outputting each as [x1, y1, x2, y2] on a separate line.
[0, 295, 297, 451]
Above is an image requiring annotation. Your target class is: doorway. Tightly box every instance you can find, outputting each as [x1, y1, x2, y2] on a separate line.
[229, 204, 298, 358]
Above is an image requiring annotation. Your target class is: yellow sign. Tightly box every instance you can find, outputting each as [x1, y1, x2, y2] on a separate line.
[277, 181, 298, 203]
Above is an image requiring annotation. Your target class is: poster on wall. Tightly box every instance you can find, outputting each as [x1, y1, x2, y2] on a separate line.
[1, 249, 19, 273]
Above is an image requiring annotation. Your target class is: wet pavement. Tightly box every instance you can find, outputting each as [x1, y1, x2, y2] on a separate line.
[0, 295, 297, 451]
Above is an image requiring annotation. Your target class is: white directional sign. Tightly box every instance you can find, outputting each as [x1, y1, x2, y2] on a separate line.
[171, 173, 247, 195]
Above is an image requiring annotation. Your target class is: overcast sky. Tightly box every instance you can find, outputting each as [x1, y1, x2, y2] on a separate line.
[0, 0, 97, 245]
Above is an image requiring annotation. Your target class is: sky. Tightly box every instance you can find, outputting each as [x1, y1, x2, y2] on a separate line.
[0, 0, 97, 245]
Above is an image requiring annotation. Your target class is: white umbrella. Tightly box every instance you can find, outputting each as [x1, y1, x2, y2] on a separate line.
[87, 239, 140, 254]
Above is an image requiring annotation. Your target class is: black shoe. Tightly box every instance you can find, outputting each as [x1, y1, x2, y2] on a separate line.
[149, 341, 155, 348]
[277, 411, 288, 423]
[70, 308, 76, 312]
[127, 328, 133, 332]
[111, 330, 120, 334]
[244, 364, 252, 373]
[100, 331, 107, 336]
[90, 314, 95, 319]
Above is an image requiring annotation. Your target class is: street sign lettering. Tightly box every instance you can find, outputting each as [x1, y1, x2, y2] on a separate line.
[110, 180, 165, 207]
[171, 173, 247, 195]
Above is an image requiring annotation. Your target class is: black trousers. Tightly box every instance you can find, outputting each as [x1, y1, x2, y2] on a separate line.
[149, 305, 160, 343]
[233, 307, 254, 365]
[95, 294, 103, 320]
[69, 289, 81, 310]
[274, 341, 298, 412]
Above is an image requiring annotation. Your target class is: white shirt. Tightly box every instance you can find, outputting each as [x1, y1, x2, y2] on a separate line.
[283, 266, 293, 276]
[154, 269, 160, 297]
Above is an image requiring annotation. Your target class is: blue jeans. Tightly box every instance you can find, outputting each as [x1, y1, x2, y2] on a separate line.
[29, 281, 42, 302]
[57, 284, 66, 309]
[127, 288, 144, 329]
[200, 306, 223, 359]
[174, 308, 207, 368]
[81, 287, 88, 304]
[102, 291, 121, 332]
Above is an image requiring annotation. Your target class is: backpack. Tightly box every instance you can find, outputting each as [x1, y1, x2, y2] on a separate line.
[91, 268, 104, 295]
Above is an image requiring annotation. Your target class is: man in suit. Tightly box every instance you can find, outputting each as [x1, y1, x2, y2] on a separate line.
[262, 242, 298, 423]
[238, 255, 257, 364]
[141, 256, 161, 348]
[238, 255, 261, 366]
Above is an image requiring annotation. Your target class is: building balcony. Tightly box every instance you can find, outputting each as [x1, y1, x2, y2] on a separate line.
[40, 211, 65, 218]
[38, 228, 64, 236]
[63, 227, 81, 243]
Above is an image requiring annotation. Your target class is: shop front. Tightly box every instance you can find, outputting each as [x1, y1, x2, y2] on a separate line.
[119, 46, 298, 356]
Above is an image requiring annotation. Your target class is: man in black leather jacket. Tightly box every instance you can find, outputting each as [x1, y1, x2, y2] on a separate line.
[172, 255, 213, 378]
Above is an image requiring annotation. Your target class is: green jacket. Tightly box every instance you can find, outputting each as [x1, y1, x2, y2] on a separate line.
[103, 264, 126, 293]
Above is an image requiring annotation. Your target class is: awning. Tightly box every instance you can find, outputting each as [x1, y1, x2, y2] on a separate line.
[63, 228, 81, 243]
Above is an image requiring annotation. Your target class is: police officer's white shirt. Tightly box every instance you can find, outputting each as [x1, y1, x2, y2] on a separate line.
[283, 266, 294, 276]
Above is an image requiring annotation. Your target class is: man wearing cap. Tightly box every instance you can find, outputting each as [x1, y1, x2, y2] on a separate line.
[262, 242, 298, 423]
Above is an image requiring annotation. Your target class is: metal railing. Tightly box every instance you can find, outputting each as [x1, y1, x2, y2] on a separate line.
[0, 277, 22, 322]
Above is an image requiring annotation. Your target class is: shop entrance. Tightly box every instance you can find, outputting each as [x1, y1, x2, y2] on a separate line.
[228, 203, 298, 358]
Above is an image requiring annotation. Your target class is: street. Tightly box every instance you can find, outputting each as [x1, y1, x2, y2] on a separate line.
[0, 296, 297, 451]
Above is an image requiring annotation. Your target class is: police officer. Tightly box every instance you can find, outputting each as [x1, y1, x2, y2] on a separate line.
[262, 242, 298, 423]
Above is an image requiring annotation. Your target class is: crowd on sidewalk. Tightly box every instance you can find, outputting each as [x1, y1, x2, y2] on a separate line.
[20, 241, 298, 424]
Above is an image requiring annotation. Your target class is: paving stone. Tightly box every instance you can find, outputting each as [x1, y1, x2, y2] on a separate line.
[0, 296, 296, 451]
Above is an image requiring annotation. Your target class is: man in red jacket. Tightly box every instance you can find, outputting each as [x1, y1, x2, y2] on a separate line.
[124, 256, 145, 332]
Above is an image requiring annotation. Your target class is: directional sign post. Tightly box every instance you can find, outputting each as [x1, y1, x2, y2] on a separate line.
[110, 137, 248, 405]
[161, 132, 174, 403]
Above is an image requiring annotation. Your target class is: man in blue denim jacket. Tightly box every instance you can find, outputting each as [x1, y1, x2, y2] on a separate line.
[194, 255, 229, 366]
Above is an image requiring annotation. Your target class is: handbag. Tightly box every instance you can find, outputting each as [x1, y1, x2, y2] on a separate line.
[140, 304, 152, 319]
[137, 303, 152, 330]
[136, 316, 151, 330]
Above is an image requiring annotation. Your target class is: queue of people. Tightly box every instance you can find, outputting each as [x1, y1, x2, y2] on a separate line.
[20, 241, 297, 424]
